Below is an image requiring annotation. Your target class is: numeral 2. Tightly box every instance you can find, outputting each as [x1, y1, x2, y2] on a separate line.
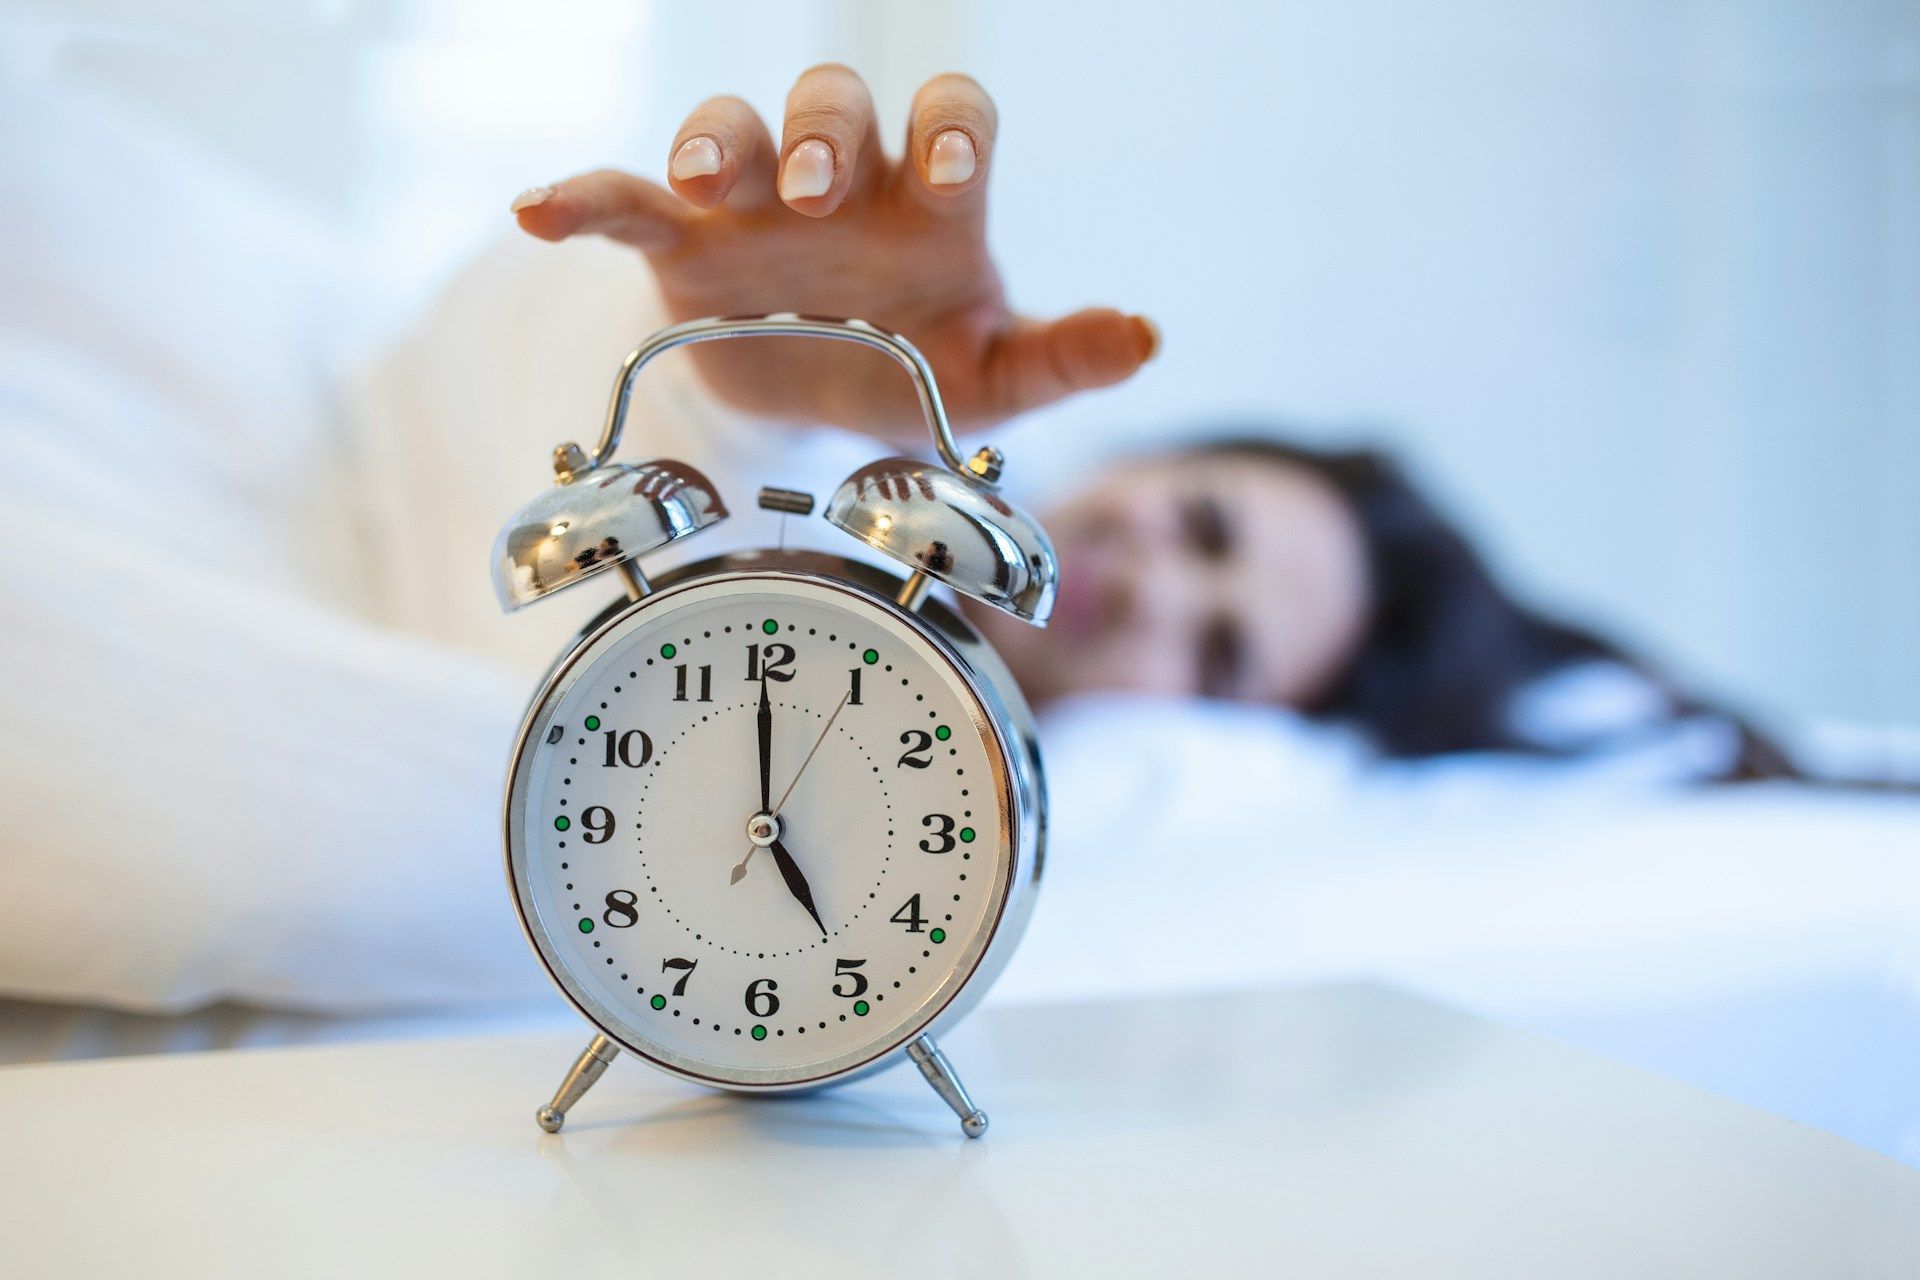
[897, 730, 932, 769]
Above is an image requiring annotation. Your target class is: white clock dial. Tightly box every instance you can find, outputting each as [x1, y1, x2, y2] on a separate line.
[508, 575, 1016, 1087]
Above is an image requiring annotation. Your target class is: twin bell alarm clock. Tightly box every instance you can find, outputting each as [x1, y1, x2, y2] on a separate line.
[489, 316, 1055, 1137]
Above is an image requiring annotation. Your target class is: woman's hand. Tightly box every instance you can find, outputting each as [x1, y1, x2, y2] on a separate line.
[512, 65, 1157, 440]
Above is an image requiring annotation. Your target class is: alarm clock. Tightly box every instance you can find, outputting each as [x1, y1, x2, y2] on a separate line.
[489, 315, 1055, 1138]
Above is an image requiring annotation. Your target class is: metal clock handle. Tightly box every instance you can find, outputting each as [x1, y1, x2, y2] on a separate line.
[592, 314, 970, 476]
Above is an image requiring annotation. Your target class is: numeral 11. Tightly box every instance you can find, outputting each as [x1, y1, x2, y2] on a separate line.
[674, 663, 712, 702]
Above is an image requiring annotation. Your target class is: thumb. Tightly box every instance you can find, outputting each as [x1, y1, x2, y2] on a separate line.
[985, 308, 1159, 417]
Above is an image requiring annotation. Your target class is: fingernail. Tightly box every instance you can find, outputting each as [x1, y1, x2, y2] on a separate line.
[1132, 315, 1161, 362]
[926, 130, 977, 186]
[670, 136, 722, 181]
[510, 185, 556, 213]
[779, 139, 835, 201]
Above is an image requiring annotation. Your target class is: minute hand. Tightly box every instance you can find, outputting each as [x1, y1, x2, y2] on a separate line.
[756, 678, 773, 814]
[767, 837, 828, 938]
[730, 686, 853, 886]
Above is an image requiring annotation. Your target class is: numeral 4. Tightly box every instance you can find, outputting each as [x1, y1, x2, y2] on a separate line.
[890, 893, 927, 933]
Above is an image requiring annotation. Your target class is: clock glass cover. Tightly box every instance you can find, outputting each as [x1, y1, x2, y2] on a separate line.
[508, 574, 1015, 1088]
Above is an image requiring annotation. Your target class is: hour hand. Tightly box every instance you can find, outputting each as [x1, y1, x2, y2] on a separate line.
[767, 837, 828, 938]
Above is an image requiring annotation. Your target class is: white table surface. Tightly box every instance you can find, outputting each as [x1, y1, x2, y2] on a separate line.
[2, 983, 1914, 1278]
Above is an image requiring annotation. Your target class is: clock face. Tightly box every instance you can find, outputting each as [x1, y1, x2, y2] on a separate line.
[507, 573, 1019, 1088]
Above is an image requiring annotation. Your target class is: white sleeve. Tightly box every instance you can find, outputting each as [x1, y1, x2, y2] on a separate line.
[1, 60, 894, 1018]
[0, 482, 549, 1013]
[0, 223, 830, 1013]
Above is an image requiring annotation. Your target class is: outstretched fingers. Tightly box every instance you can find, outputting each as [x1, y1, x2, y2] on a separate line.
[667, 95, 778, 209]
[902, 73, 997, 216]
[778, 63, 883, 216]
[511, 169, 688, 252]
[986, 309, 1161, 417]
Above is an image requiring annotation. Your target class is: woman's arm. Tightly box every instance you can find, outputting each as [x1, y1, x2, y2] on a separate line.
[511, 66, 1158, 440]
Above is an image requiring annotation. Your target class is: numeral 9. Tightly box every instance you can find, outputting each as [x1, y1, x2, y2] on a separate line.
[581, 806, 615, 843]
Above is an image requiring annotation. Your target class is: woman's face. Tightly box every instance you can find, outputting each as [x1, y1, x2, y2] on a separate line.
[972, 452, 1371, 708]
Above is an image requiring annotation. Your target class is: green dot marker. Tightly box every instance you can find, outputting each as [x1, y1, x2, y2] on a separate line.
[762, 619, 778, 635]
[862, 649, 879, 665]
[934, 725, 952, 741]
[584, 714, 600, 731]
[577, 918, 593, 934]
[853, 1000, 870, 1016]
[650, 994, 667, 1011]
[660, 642, 677, 659]
[751, 1024, 768, 1040]
[554, 816, 570, 832]
[929, 928, 947, 944]
[959, 827, 975, 843]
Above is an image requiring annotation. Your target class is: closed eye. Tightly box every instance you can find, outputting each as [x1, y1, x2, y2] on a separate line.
[1181, 494, 1231, 561]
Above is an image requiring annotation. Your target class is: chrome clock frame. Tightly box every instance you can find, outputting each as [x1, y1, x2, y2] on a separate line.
[502, 549, 1045, 1098]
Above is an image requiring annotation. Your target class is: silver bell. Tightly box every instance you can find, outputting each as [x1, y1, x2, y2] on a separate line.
[489, 314, 1057, 623]
[827, 453, 1058, 625]
[491, 448, 727, 611]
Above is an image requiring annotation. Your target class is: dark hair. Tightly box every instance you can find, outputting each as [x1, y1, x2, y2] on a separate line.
[1205, 437, 1798, 781]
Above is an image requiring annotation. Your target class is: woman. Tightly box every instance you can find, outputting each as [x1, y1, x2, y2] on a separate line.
[516, 64, 1789, 784]
[1, 65, 1790, 1033]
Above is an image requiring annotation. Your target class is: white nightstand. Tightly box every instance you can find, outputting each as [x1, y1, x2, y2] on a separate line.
[1, 983, 1913, 1277]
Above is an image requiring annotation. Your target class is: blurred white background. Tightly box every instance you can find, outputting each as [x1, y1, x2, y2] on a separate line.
[8, 0, 1917, 730]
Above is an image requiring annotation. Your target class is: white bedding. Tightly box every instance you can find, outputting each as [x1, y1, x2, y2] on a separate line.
[7, 698, 1915, 1164]
[4, 66, 1917, 1173]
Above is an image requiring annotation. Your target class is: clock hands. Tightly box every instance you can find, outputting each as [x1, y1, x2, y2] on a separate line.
[730, 685, 852, 885]
[766, 837, 828, 938]
[730, 682, 851, 940]
[773, 687, 851, 816]
[756, 677, 773, 815]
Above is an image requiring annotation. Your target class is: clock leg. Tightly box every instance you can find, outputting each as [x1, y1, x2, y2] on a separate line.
[535, 1033, 619, 1133]
[907, 1035, 988, 1138]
